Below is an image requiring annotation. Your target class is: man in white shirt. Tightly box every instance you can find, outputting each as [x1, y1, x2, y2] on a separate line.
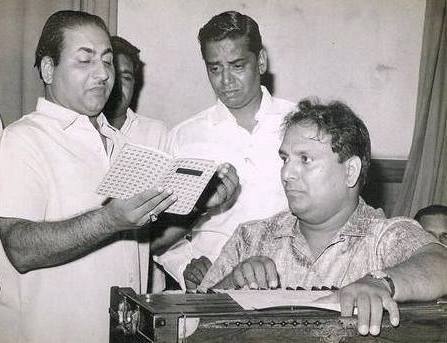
[103, 36, 168, 150]
[155, 11, 296, 290]
[0, 10, 238, 343]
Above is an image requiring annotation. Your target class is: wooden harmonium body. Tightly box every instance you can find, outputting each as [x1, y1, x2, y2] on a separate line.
[109, 286, 447, 343]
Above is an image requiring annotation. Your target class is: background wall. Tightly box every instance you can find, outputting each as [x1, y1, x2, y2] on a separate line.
[118, 0, 425, 159]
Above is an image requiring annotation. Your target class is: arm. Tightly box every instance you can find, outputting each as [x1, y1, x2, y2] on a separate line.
[388, 242, 447, 301]
[321, 243, 447, 336]
[0, 188, 177, 273]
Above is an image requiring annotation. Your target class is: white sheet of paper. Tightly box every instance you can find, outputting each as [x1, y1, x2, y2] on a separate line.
[215, 289, 341, 312]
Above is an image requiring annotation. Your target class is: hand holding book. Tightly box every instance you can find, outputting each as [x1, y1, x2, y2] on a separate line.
[97, 143, 239, 215]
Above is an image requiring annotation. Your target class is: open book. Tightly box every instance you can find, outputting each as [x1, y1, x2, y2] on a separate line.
[96, 143, 217, 215]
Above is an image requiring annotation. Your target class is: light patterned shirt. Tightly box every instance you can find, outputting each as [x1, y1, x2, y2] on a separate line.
[200, 198, 438, 290]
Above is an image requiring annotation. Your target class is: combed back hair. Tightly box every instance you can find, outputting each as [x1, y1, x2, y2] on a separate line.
[198, 11, 262, 59]
[414, 204, 447, 222]
[283, 98, 371, 189]
[110, 36, 142, 73]
[34, 10, 110, 78]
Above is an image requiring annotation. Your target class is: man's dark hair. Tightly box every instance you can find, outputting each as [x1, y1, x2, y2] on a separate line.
[283, 98, 371, 189]
[110, 36, 143, 74]
[198, 11, 262, 59]
[414, 205, 447, 222]
[34, 10, 110, 77]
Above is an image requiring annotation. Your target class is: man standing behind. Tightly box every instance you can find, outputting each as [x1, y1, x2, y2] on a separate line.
[103, 36, 168, 150]
[0, 11, 238, 343]
[155, 11, 296, 290]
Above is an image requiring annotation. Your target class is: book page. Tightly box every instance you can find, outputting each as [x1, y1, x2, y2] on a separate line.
[96, 143, 171, 199]
[97, 143, 217, 215]
[162, 158, 217, 215]
[215, 289, 341, 312]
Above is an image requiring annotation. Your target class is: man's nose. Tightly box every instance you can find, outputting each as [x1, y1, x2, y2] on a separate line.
[281, 161, 300, 182]
[93, 61, 110, 81]
[221, 67, 234, 86]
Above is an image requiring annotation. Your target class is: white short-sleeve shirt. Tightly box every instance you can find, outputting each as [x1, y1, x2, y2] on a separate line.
[155, 87, 296, 289]
[0, 99, 149, 343]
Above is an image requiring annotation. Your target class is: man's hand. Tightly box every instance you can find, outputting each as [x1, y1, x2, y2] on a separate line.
[204, 163, 240, 210]
[319, 275, 399, 336]
[215, 256, 279, 290]
[184, 256, 212, 291]
[104, 187, 178, 231]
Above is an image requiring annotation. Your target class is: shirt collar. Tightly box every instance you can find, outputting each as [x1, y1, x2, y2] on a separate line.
[272, 197, 384, 239]
[36, 97, 83, 130]
[339, 197, 385, 237]
[210, 86, 273, 125]
[272, 211, 300, 238]
[120, 108, 138, 135]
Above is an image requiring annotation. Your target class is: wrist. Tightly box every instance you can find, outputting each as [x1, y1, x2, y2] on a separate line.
[100, 204, 125, 234]
[367, 270, 395, 298]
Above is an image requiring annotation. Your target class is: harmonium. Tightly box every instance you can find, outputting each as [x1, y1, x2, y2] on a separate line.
[109, 286, 447, 343]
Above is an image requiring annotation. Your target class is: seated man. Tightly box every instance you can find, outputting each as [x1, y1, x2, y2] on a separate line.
[199, 99, 447, 336]
[415, 204, 447, 245]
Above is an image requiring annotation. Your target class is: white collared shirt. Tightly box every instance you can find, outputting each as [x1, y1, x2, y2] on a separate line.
[155, 87, 296, 289]
[0, 98, 146, 343]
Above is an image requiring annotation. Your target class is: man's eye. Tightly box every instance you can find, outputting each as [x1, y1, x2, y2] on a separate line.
[233, 64, 244, 70]
[79, 59, 90, 64]
[208, 65, 221, 73]
[301, 155, 311, 164]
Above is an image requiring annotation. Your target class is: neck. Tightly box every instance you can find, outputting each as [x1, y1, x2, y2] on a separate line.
[108, 112, 127, 130]
[229, 89, 263, 133]
[299, 197, 359, 255]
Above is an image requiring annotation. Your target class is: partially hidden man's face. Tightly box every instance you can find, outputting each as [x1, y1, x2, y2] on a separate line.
[112, 53, 135, 114]
[203, 36, 266, 110]
[419, 214, 447, 245]
[279, 123, 354, 224]
[43, 24, 114, 117]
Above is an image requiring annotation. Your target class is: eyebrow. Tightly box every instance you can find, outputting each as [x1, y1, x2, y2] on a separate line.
[205, 57, 246, 65]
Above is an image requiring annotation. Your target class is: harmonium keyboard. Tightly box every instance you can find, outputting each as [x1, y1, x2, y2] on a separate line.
[109, 286, 447, 343]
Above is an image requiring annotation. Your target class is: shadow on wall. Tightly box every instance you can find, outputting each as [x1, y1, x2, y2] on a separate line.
[361, 159, 407, 217]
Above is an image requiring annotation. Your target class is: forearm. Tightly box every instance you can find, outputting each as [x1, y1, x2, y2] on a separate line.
[0, 207, 118, 273]
[151, 226, 190, 255]
[150, 213, 196, 255]
[387, 243, 447, 302]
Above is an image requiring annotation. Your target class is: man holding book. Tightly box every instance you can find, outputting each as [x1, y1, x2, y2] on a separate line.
[0, 11, 238, 343]
[198, 99, 447, 336]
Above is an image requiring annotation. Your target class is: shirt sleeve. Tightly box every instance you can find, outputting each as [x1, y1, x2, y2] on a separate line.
[0, 128, 48, 220]
[375, 217, 439, 269]
[199, 225, 244, 289]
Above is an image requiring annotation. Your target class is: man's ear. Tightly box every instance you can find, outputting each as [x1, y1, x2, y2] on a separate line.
[345, 156, 362, 188]
[41, 56, 55, 84]
[257, 48, 268, 75]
